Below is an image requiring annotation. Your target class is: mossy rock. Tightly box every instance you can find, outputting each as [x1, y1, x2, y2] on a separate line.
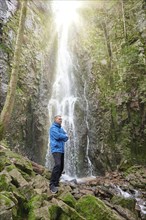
[0, 191, 18, 205]
[4, 149, 34, 175]
[5, 164, 16, 172]
[49, 204, 75, 220]
[124, 165, 142, 176]
[19, 184, 37, 201]
[28, 205, 51, 220]
[42, 168, 51, 180]
[75, 195, 123, 220]
[111, 195, 136, 212]
[0, 192, 16, 208]
[0, 171, 12, 191]
[27, 194, 50, 219]
[0, 192, 18, 219]
[4, 163, 32, 181]
[0, 155, 11, 171]
[59, 192, 76, 208]
[31, 174, 50, 192]
[51, 198, 85, 220]
[17, 168, 33, 182]
[10, 184, 27, 204]
[27, 194, 45, 209]
[0, 209, 13, 220]
[8, 167, 28, 187]
[49, 204, 63, 220]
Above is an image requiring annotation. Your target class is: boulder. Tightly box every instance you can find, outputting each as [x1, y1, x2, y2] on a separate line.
[111, 195, 136, 212]
[59, 191, 77, 208]
[75, 194, 125, 220]
[0, 192, 18, 220]
[52, 198, 86, 220]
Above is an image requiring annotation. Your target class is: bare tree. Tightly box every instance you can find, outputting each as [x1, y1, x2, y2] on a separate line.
[121, 0, 127, 41]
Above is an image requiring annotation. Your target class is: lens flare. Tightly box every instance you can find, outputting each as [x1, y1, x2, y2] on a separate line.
[52, 1, 82, 29]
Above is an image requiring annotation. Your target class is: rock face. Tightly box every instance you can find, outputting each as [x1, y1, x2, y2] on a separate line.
[0, 0, 53, 165]
[1, 145, 145, 220]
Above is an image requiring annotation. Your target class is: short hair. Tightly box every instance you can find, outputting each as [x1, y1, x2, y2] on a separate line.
[54, 115, 62, 120]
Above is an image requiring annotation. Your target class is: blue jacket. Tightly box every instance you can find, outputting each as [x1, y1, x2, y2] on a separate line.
[49, 122, 68, 153]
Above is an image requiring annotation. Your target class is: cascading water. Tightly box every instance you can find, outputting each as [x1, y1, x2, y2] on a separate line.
[84, 81, 93, 176]
[115, 186, 146, 219]
[45, 1, 93, 179]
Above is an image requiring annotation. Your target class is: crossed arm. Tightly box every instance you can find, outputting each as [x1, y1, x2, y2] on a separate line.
[50, 127, 68, 142]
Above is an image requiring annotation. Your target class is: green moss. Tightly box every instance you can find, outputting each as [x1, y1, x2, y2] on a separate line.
[125, 166, 136, 175]
[0, 193, 14, 207]
[2, 149, 34, 175]
[59, 200, 85, 220]
[27, 194, 49, 220]
[0, 172, 12, 191]
[0, 123, 4, 141]
[0, 192, 18, 219]
[59, 213, 70, 220]
[27, 195, 44, 209]
[0, 140, 10, 148]
[17, 168, 32, 181]
[5, 164, 16, 172]
[59, 192, 76, 208]
[0, 156, 11, 171]
[0, 191, 18, 205]
[42, 169, 51, 180]
[111, 195, 135, 211]
[75, 195, 122, 220]
[124, 165, 142, 176]
[49, 204, 63, 220]
[118, 159, 133, 172]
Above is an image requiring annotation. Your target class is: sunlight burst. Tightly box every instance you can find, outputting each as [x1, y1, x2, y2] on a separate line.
[52, 1, 82, 29]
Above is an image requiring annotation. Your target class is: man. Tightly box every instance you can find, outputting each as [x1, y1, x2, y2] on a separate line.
[49, 115, 68, 193]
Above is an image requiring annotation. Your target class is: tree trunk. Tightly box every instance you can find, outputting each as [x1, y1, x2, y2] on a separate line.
[0, 0, 27, 140]
[121, 0, 127, 41]
[101, 20, 112, 69]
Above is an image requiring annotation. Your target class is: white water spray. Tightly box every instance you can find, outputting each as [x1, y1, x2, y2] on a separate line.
[45, 1, 79, 178]
[45, 1, 93, 179]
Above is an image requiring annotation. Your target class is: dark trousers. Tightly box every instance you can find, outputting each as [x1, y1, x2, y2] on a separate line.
[50, 152, 64, 187]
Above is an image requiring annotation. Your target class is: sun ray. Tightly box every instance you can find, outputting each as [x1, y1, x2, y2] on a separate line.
[51, 1, 82, 30]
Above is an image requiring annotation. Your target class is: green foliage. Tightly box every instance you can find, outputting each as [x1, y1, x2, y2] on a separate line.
[0, 138, 10, 148]
[79, 0, 146, 166]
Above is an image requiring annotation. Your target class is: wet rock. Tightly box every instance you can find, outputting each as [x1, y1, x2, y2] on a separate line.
[31, 174, 50, 194]
[113, 205, 139, 220]
[0, 192, 18, 220]
[8, 168, 28, 187]
[27, 194, 51, 220]
[75, 194, 125, 220]
[0, 170, 12, 191]
[0, 146, 146, 220]
[59, 191, 77, 208]
[111, 195, 136, 212]
[52, 198, 86, 220]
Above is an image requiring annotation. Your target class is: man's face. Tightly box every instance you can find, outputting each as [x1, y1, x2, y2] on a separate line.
[55, 116, 62, 125]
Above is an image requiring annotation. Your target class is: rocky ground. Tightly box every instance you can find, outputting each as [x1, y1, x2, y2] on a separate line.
[0, 144, 146, 220]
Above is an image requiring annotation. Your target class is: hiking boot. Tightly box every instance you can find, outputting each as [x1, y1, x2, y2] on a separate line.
[50, 185, 58, 194]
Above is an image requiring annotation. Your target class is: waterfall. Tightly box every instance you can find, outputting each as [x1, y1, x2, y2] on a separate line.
[45, 1, 93, 179]
[115, 186, 146, 218]
[84, 81, 93, 176]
